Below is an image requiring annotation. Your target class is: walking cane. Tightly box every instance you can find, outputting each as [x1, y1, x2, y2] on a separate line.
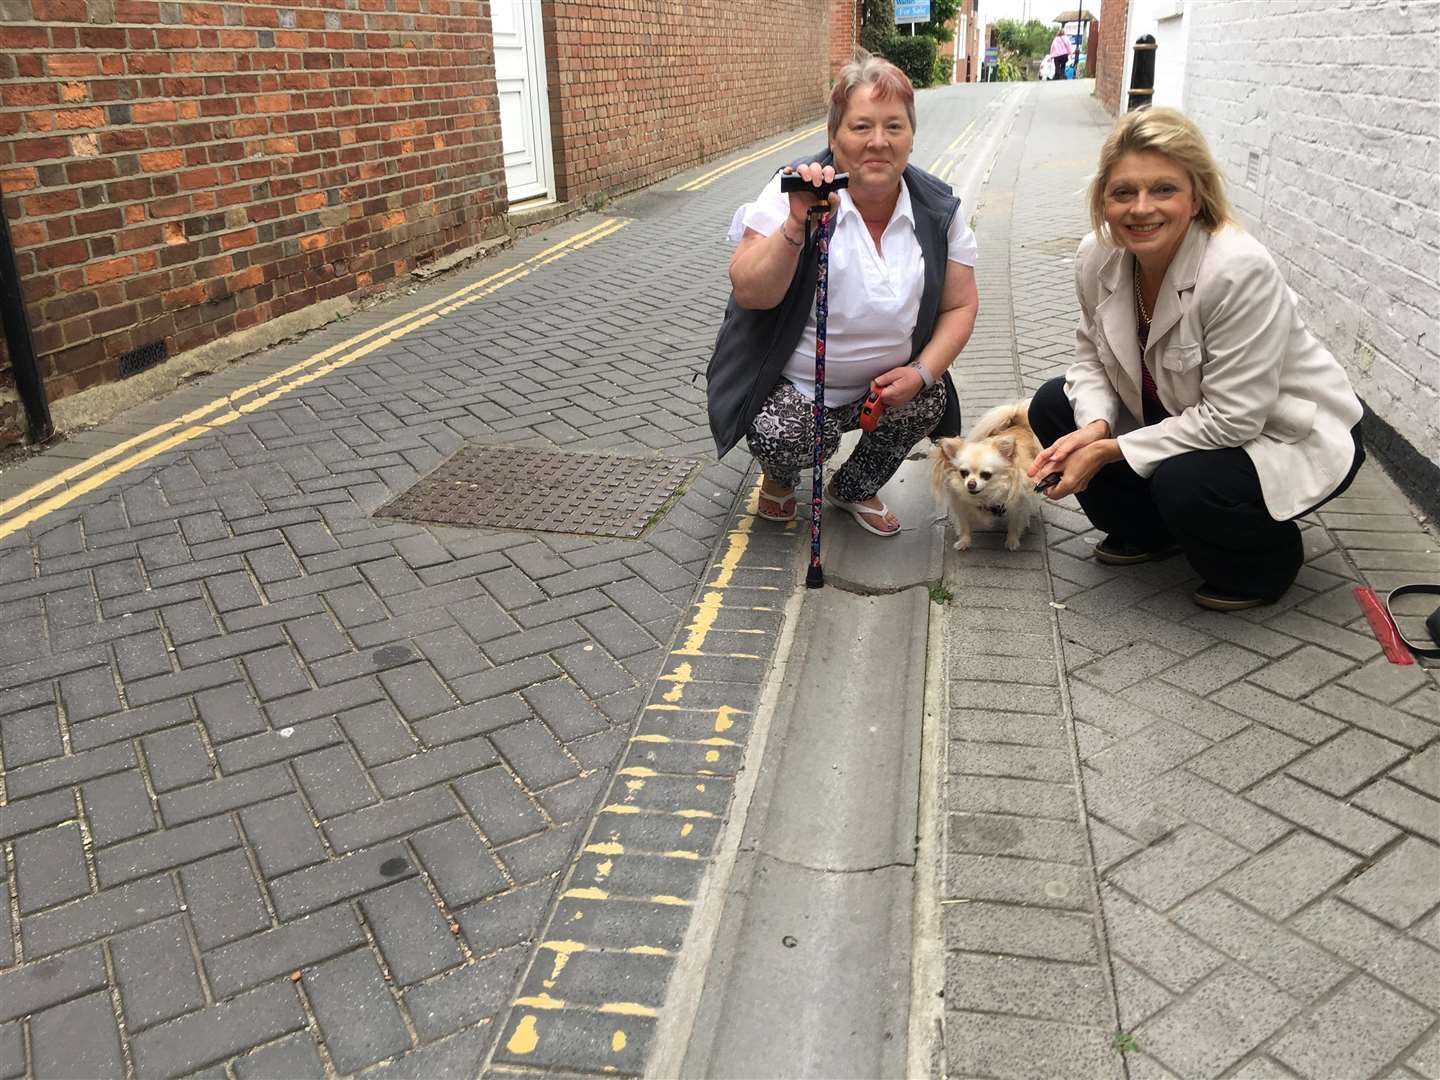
[779, 171, 849, 589]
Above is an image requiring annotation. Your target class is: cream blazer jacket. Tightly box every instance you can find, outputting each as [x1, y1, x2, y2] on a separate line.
[1066, 223, 1363, 521]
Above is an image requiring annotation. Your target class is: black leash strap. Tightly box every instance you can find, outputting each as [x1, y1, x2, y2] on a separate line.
[1386, 583, 1440, 659]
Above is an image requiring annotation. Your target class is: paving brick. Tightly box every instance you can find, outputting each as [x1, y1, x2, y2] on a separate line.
[22, 877, 179, 959]
[455, 764, 548, 844]
[1109, 825, 1251, 912]
[215, 718, 344, 774]
[0, 1022, 22, 1079]
[195, 683, 268, 742]
[948, 812, 1086, 864]
[1187, 725, 1306, 792]
[205, 905, 366, 997]
[1218, 831, 1360, 919]
[360, 877, 465, 986]
[1393, 743, 1440, 799]
[371, 736, 499, 798]
[97, 815, 239, 887]
[943, 1011, 1120, 1080]
[1287, 728, 1410, 797]
[1293, 898, 1440, 1011]
[411, 817, 510, 908]
[131, 982, 306, 1080]
[942, 901, 1098, 963]
[70, 698, 195, 752]
[1246, 644, 1356, 698]
[1171, 892, 1349, 1003]
[1353, 779, 1440, 845]
[1137, 964, 1301, 1078]
[0, 945, 108, 1024]
[234, 1033, 327, 1080]
[14, 822, 91, 914]
[268, 843, 416, 920]
[337, 699, 419, 766]
[233, 797, 324, 880]
[1306, 684, 1439, 748]
[29, 990, 125, 1080]
[1100, 885, 1225, 994]
[111, 915, 205, 1029]
[1086, 720, 1211, 784]
[452, 655, 560, 704]
[1120, 682, 1250, 743]
[159, 761, 294, 825]
[59, 665, 123, 722]
[522, 678, 611, 741]
[945, 853, 1089, 911]
[0, 789, 77, 844]
[115, 630, 175, 682]
[379, 661, 458, 721]
[179, 848, 271, 949]
[1074, 641, 1182, 692]
[1248, 773, 1400, 856]
[81, 769, 156, 847]
[1140, 770, 1290, 853]
[1341, 653, 1434, 705]
[406, 948, 528, 1042]
[1339, 836, 1440, 929]
[323, 787, 459, 853]
[1271, 975, 1433, 1080]
[947, 952, 1111, 1025]
[303, 947, 412, 1073]
[947, 774, 1080, 820]
[293, 745, 378, 818]
[1208, 681, 1345, 744]
[5, 742, 136, 800]
[0, 704, 62, 767]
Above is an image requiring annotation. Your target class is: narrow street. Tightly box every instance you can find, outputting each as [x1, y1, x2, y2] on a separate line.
[1, 75, 1437, 1080]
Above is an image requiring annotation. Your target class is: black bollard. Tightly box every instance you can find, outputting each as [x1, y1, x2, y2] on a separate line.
[1127, 34, 1156, 111]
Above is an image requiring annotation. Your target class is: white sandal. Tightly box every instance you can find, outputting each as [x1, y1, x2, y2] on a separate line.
[825, 490, 900, 537]
[757, 487, 796, 522]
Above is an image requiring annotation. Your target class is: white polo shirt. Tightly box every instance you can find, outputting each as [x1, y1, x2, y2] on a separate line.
[728, 172, 977, 406]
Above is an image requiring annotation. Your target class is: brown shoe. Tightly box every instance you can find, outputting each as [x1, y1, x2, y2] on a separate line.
[1093, 536, 1181, 566]
[1192, 583, 1275, 612]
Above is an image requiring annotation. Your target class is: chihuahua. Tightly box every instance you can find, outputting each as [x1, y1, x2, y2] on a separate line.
[931, 401, 1042, 551]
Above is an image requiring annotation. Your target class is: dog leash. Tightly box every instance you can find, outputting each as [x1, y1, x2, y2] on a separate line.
[1385, 583, 1440, 659]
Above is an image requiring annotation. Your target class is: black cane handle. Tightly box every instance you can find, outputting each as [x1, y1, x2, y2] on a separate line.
[779, 171, 851, 199]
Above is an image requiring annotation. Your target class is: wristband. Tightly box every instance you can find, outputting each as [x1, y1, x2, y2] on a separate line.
[909, 361, 936, 389]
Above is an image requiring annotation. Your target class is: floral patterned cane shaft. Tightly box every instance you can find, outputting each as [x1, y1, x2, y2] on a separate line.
[810, 208, 831, 581]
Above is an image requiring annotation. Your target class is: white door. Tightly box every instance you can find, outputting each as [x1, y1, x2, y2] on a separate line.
[491, 0, 554, 203]
[1151, 8, 1188, 110]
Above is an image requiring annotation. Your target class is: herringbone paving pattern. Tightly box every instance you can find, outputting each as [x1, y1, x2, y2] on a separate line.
[944, 81, 1440, 1080]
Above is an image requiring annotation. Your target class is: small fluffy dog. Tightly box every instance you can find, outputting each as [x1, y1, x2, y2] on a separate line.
[931, 401, 1043, 551]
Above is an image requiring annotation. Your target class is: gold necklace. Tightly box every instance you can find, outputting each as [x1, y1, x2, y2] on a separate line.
[1133, 261, 1151, 325]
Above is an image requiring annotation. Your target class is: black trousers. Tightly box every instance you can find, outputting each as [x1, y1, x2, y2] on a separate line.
[1029, 377, 1365, 600]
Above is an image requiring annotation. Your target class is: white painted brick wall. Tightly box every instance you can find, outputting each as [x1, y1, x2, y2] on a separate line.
[1180, 0, 1439, 465]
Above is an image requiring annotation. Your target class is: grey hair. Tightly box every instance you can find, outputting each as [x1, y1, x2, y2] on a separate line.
[828, 51, 917, 138]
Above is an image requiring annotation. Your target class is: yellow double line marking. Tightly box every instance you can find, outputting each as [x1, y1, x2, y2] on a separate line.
[927, 118, 977, 183]
[676, 122, 827, 192]
[0, 218, 630, 543]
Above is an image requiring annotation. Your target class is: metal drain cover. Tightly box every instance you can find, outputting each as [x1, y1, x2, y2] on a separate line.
[377, 446, 697, 538]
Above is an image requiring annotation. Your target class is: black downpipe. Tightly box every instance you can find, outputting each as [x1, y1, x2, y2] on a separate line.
[0, 195, 53, 443]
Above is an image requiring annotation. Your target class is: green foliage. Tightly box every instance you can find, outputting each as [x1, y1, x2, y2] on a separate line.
[992, 17, 1053, 61]
[932, 53, 953, 85]
[876, 33, 937, 88]
[1113, 1032, 1140, 1054]
[928, 583, 953, 606]
[995, 55, 1026, 81]
[912, 0, 959, 43]
[859, 0, 894, 53]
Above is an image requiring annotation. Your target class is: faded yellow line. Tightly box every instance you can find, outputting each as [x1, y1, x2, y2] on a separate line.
[927, 118, 977, 175]
[0, 219, 629, 542]
[677, 123, 827, 191]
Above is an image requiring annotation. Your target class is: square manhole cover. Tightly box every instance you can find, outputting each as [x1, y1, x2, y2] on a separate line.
[376, 446, 698, 538]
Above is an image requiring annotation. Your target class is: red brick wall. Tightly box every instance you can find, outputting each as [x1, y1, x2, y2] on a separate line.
[829, 0, 859, 79]
[1093, 0, 1131, 115]
[0, 0, 506, 403]
[542, 2, 834, 203]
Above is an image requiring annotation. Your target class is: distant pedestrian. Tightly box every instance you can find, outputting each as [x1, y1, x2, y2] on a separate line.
[1047, 31, 1074, 79]
[1027, 108, 1365, 611]
[707, 53, 979, 536]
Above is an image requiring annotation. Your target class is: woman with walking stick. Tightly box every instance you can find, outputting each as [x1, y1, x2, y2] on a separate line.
[706, 53, 979, 552]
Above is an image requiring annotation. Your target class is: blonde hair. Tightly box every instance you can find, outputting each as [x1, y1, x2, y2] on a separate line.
[1089, 107, 1233, 241]
[828, 51, 916, 139]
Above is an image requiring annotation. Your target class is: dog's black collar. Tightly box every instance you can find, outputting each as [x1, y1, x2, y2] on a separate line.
[983, 503, 1007, 517]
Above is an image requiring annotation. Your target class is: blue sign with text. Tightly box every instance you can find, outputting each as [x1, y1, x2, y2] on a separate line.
[895, 0, 931, 24]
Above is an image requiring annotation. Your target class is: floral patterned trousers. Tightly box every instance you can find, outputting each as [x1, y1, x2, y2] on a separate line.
[745, 377, 946, 503]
